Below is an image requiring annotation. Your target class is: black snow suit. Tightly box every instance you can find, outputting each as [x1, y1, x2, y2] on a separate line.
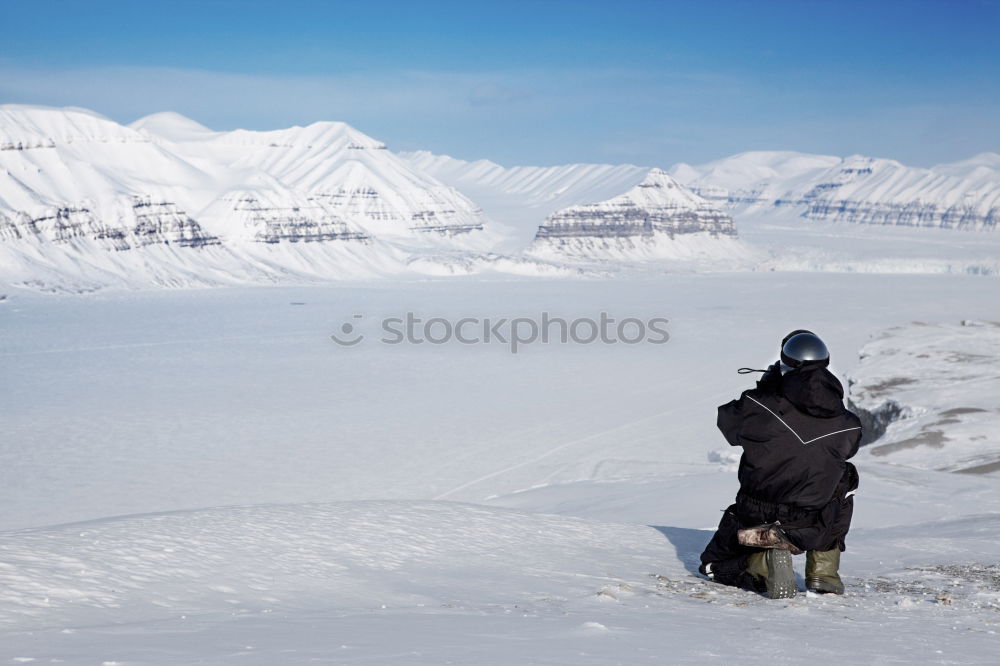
[699, 363, 862, 589]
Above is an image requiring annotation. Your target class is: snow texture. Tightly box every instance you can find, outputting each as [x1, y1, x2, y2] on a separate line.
[848, 320, 1000, 474]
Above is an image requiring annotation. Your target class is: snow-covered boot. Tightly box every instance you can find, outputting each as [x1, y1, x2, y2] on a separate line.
[805, 549, 844, 595]
[737, 523, 803, 555]
[746, 549, 797, 599]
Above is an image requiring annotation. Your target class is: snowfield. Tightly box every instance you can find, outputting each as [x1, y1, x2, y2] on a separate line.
[2, 273, 999, 663]
[2, 498, 1000, 664]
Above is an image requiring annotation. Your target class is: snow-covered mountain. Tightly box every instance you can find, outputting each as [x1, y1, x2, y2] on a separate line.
[528, 168, 742, 261]
[409, 147, 1000, 234]
[403, 152, 745, 262]
[0, 106, 223, 250]
[401, 150, 650, 247]
[5, 105, 1000, 291]
[670, 150, 1000, 230]
[158, 119, 489, 238]
[0, 105, 503, 289]
[401, 150, 650, 213]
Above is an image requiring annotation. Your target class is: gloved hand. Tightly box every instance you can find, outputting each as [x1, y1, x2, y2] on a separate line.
[756, 361, 782, 392]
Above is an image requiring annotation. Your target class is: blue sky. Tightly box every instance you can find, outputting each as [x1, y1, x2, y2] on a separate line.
[1, 0, 997, 167]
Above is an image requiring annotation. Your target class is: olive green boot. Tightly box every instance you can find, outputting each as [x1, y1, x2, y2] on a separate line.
[746, 549, 797, 599]
[805, 549, 844, 595]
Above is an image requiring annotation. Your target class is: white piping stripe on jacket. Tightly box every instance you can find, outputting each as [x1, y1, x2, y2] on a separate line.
[745, 395, 861, 445]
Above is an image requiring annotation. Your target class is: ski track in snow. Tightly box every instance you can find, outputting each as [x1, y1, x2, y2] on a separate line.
[433, 387, 736, 500]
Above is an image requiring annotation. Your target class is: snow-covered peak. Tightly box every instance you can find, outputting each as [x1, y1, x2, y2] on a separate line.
[399, 149, 653, 249]
[666, 162, 701, 183]
[552, 167, 717, 216]
[0, 104, 144, 148]
[837, 154, 903, 173]
[938, 152, 1000, 170]
[0, 104, 115, 126]
[619, 168, 706, 207]
[129, 111, 218, 142]
[216, 120, 386, 151]
[669, 150, 841, 192]
[671, 148, 1000, 229]
[0, 105, 497, 289]
[529, 167, 740, 262]
[931, 152, 1000, 180]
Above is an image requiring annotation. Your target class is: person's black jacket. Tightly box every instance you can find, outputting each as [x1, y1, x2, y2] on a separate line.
[717, 363, 862, 510]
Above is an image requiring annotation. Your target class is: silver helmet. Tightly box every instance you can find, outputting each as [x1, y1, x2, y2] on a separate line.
[780, 331, 830, 369]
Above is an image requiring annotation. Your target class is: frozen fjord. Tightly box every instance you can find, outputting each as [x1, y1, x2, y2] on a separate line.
[1, 272, 999, 663]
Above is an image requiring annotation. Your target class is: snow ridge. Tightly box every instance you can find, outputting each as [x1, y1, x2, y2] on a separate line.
[670, 151, 1000, 230]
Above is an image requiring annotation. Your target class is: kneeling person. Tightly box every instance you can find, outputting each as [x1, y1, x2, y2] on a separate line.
[699, 330, 862, 599]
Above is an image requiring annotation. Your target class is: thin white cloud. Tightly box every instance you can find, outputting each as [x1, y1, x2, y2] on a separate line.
[0, 62, 733, 124]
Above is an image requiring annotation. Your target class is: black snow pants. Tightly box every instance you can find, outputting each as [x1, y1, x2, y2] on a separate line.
[700, 463, 858, 589]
